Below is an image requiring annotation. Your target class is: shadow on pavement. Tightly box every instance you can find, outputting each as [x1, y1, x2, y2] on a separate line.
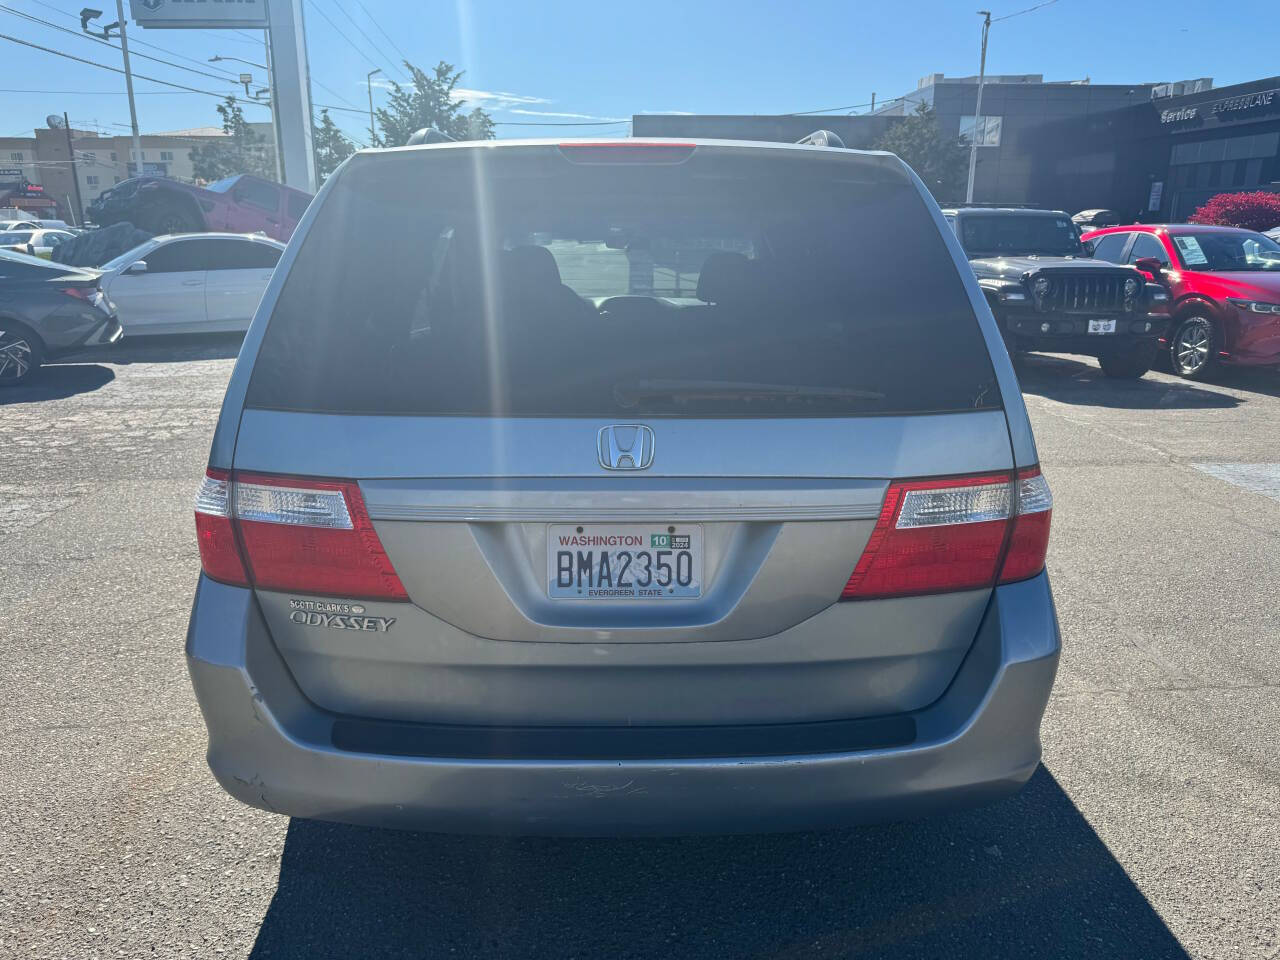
[248, 767, 1189, 960]
[1016, 353, 1241, 410]
[0, 363, 114, 404]
[56, 332, 245, 366]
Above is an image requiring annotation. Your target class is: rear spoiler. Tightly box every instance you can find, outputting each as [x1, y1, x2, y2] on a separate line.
[796, 129, 846, 148]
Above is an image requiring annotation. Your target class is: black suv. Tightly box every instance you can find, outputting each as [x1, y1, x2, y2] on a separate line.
[943, 207, 1169, 378]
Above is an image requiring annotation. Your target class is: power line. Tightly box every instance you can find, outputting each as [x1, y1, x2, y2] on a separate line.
[322, 0, 406, 80]
[0, 4, 249, 85]
[992, 0, 1060, 21]
[349, 0, 411, 67]
[304, 0, 386, 77]
[0, 87, 205, 95]
[22, 0, 243, 79]
[0, 31, 272, 102]
[312, 77, 361, 110]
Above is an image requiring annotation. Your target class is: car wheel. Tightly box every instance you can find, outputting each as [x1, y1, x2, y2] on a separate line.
[143, 202, 199, 235]
[1098, 340, 1156, 379]
[0, 322, 44, 386]
[1170, 314, 1215, 379]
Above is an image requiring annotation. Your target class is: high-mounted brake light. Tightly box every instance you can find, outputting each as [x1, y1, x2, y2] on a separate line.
[193, 470, 408, 601]
[557, 142, 696, 164]
[841, 467, 1052, 601]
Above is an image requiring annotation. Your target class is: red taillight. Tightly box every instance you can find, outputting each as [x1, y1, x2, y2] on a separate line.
[998, 467, 1053, 584]
[193, 469, 408, 601]
[194, 469, 249, 587]
[841, 467, 1052, 601]
[60, 286, 92, 301]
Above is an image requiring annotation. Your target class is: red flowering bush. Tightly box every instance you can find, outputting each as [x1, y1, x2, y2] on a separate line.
[1188, 191, 1280, 231]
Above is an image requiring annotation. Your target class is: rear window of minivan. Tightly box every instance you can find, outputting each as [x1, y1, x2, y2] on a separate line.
[245, 146, 1000, 418]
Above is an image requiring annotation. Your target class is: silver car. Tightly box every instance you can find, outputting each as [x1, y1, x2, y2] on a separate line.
[187, 137, 1059, 835]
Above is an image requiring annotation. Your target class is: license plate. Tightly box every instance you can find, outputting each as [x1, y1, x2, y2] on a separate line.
[547, 524, 703, 600]
[1088, 319, 1117, 334]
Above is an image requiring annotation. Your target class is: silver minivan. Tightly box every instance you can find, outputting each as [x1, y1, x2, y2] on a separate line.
[187, 137, 1060, 835]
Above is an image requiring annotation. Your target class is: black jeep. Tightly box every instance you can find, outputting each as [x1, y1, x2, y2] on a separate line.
[943, 207, 1170, 378]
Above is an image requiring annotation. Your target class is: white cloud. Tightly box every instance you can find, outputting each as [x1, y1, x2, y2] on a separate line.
[361, 81, 551, 112]
[508, 108, 629, 122]
[454, 87, 551, 109]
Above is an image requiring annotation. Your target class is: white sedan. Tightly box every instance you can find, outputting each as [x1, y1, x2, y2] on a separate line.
[0, 228, 76, 258]
[98, 233, 285, 335]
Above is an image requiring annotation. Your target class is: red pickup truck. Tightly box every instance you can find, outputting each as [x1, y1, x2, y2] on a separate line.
[87, 174, 312, 243]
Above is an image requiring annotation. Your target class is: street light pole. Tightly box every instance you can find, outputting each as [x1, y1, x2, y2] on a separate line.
[367, 68, 382, 146]
[211, 52, 283, 182]
[264, 31, 283, 182]
[965, 10, 992, 204]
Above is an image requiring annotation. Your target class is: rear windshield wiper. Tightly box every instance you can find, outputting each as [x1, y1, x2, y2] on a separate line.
[613, 379, 884, 407]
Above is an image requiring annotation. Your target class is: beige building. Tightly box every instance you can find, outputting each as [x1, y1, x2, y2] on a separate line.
[0, 122, 277, 224]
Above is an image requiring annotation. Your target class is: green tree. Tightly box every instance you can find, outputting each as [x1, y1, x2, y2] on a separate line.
[873, 104, 968, 201]
[313, 108, 356, 183]
[190, 97, 274, 182]
[373, 60, 496, 147]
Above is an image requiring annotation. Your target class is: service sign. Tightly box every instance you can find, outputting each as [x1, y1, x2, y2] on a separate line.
[129, 0, 269, 30]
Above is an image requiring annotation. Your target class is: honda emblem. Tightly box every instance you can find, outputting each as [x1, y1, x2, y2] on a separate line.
[597, 424, 655, 471]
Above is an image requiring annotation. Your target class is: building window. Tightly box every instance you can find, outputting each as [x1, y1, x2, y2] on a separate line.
[160, 151, 174, 161]
[960, 115, 1002, 147]
[111, 152, 118, 162]
[86, 175, 99, 186]
[8, 151, 22, 162]
[83, 151, 96, 161]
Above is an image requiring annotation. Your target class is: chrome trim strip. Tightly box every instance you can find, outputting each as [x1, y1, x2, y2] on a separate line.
[361, 478, 885, 523]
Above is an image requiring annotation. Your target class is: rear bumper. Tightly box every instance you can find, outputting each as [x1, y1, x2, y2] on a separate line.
[186, 573, 1061, 835]
[43, 310, 122, 357]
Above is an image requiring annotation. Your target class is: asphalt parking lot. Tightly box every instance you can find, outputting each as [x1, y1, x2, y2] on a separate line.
[2, 339, 1278, 960]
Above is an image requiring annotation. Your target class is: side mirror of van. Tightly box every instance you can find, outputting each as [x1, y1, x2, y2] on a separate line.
[126, 260, 148, 275]
[1081, 239, 1096, 257]
[1133, 256, 1164, 275]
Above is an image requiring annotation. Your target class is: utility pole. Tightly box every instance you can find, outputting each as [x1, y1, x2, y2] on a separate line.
[63, 112, 84, 225]
[114, 0, 143, 177]
[870, 92, 876, 113]
[80, 4, 142, 179]
[965, 10, 992, 204]
[367, 68, 382, 146]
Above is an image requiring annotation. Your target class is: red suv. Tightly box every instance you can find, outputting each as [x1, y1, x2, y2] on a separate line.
[1082, 224, 1280, 379]
[87, 174, 312, 244]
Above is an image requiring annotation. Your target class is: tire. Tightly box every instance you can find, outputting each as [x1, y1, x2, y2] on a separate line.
[0, 321, 44, 386]
[1169, 314, 1216, 380]
[1098, 340, 1156, 379]
[140, 200, 199, 236]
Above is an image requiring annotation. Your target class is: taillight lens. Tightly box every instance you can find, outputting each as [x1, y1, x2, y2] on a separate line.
[841, 467, 1052, 601]
[193, 469, 408, 601]
[194, 469, 249, 587]
[999, 467, 1053, 584]
[60, 286, 92, 301]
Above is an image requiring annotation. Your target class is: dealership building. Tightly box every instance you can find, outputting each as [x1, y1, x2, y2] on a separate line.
[632, 73, 1280, 221]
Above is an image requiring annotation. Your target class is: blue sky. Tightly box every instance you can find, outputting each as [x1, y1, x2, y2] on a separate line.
[1, 0, 1274, 147]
